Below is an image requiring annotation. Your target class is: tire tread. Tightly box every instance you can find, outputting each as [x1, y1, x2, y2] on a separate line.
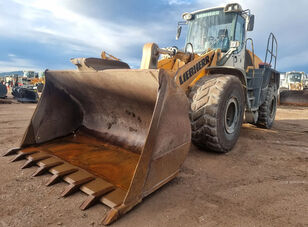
[189, 74, 242, 152]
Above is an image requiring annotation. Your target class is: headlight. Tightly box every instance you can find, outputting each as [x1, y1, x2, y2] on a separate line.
[182, 13, 193, 21]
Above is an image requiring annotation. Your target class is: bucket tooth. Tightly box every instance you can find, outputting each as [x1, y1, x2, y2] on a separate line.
[3, 147, 20, 156]
[32, 157, 63, 177]
[102, 208, 120, 226]
[80, 178, 115, 210]
[100, 188, 127, 209]
[61, 170, 95, 197]
[21, 152, 51, 169]
[10, 150, 39, 162]
[46, 163, 78, 186]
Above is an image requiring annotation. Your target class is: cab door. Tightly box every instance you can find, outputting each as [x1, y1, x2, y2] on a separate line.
[232, 15, 246, 69]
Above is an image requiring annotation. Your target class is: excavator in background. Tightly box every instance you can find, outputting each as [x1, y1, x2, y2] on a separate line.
[279, 71, 308, 106]
[4, 3, 279, 225]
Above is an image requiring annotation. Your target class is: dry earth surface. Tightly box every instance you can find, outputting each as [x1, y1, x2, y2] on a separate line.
[0, 96, 307, 227]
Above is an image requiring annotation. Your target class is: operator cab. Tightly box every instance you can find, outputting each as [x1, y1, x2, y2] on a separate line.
[287, 72, 304, 83]
[177, 3, 254, 62]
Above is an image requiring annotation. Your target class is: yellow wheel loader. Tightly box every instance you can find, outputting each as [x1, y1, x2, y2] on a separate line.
[4, 3, 280, 225]
[279, 71, 308, 106]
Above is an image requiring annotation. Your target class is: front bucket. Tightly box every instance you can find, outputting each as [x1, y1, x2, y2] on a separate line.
[279, 90, 308, 106]
[5, 66, 191, 224]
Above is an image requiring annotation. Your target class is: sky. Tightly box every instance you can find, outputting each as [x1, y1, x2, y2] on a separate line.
[0, 0, 307, 73]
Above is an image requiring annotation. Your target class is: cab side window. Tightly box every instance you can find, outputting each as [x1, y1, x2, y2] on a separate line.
[234, 15, 245, 52]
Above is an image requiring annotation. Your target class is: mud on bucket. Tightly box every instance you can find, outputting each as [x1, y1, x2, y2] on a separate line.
[8, 68, 191, 225]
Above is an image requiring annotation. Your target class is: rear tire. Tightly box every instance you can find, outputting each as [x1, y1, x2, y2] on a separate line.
[189, 75, 245, 153]
[257, 84, 277, 128]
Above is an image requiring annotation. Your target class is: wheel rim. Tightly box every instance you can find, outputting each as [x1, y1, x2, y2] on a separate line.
[224, 97, 239, 134]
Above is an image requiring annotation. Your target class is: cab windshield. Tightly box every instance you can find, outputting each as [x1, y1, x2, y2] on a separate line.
[288, 73, 302, 82]
[186, 9, 240, 54]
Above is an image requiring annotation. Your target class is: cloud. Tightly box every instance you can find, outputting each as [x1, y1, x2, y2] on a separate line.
[0, 56, 38, 72]
[1, 0, 175, 68]
[166, 0, 192, 5]
[3, 1, 148, 53]
[196, 0, 308, 71]
[279, 50, 308, 70]
[0, 0, 308, 72]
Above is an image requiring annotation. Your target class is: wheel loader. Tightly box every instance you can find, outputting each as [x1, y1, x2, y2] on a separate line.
[279, 71, 308, 106]
[4, 3, 280, 225]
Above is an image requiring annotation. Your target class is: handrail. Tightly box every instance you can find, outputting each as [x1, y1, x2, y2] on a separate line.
[245, 38, 255, 75]
[264, 33, 278, 70]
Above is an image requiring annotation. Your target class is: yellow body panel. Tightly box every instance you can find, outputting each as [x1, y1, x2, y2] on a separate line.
[29, 77, 45, 85]
[189, 49, 221, 88]
[157, 48, 265, 93]
[246, 50, 263, 70]
[289, 82, 303, 91]
[158, 49, 219, 92]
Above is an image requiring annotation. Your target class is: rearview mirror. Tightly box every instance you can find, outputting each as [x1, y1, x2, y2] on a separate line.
[247, 15, 255, 31]
[176, 25, 182, 40]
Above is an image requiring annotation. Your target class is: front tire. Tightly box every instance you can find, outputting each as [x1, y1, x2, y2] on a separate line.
[189, 74, 245, 153]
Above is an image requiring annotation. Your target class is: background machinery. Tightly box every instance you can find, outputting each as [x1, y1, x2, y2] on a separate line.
[4, 3, 279, 225]
[12, 86, 39, 103]
[11, 75, 39, 103]
[279, 71, 308, 106]
[0, 81, 7, 98]
[24, 71, 45, 92]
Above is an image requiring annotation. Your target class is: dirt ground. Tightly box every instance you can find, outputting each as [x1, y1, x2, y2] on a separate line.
[0, 98, 307, 227]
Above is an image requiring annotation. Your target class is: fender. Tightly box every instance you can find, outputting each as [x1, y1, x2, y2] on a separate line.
[206, 66, 251, 110]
